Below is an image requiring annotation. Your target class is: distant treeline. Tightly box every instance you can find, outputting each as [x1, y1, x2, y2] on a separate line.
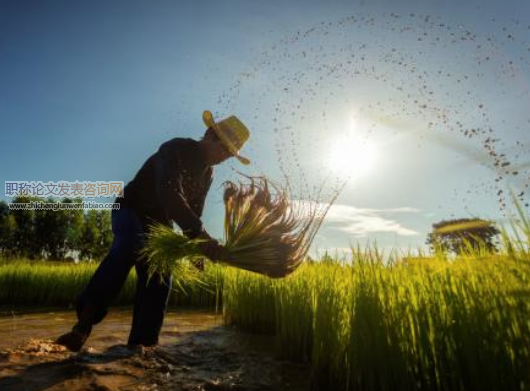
[0, 196, 112, 261]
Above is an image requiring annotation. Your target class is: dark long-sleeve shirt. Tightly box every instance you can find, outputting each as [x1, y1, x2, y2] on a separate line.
[115, 138, 213, 238]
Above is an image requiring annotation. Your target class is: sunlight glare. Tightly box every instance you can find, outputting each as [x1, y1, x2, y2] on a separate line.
[327, 115, 377, 180]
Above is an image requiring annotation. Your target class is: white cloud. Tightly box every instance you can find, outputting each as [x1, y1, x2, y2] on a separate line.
[322, 203, 421, 237]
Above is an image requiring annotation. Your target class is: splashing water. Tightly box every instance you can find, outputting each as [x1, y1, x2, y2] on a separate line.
[216, 12, 529, 221]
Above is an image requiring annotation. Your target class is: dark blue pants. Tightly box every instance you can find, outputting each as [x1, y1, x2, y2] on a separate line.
[75, 207, 172, 346]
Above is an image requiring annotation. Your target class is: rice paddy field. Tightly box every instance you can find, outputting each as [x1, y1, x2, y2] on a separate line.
[2, 238, 530, 390]
[223, 254, 530, 391]
[0, 260, 222, 308]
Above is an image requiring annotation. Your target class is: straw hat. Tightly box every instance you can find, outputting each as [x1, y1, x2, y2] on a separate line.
[202, 110, 251, 165]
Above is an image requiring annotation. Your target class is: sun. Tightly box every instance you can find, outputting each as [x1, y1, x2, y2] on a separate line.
[326, 118, 377, 180]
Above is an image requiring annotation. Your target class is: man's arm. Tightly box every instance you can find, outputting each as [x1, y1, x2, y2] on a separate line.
[193, 167, 213, 217]
[155, 139, 230, 262]
[155, 139, 205, 239]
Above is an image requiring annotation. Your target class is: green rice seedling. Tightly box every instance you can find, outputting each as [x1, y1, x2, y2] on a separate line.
[0, 260, 136, 307]
[142, 176, 331, 280]
[221, 208, 530, 391]
[0, 259, 224, 308]
[139, 223, 208, 294]
[220, 176, 327, 278]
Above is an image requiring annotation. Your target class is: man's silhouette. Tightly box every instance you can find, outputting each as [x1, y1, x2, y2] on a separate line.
[56, 110, 250, 352]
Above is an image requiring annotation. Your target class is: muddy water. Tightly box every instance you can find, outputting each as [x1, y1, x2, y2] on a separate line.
[0, 308, 310, 391]
[0, 308, 222, 351]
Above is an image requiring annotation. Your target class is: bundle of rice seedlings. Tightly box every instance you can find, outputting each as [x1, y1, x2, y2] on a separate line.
[140, 224, 207, 293]
[141, 176, 332, 282]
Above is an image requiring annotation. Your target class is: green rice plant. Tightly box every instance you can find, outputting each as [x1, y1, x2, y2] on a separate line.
[139, 223, 208, 294]
[221, 176, 327, 277]
[3, 193, 530, 390]
[0, 259, 224, 308]
[142, 176, 331, 280]
[0, 260, 136, 307]
[222, 252, 530, 390]
[221, 200, 530, 391]
[499, 191, 530, 259]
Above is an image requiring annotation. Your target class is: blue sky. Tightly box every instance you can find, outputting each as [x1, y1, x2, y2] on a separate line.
[1, 0, 529, 257]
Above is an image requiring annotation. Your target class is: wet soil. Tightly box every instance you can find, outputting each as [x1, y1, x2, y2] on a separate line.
[0, 309, 310, 391]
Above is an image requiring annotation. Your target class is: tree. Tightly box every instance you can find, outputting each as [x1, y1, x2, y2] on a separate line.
[33, 197, 74, 260]
[426, 218, 500, 255]
[10, 195, 37, 259]
[63, 197, 85, 259]
[79, 209, 112, 261]
[95, 209, 113, 259]
[1, 196, 113, 261]
[79, 209, 101, 260]
[0, 200, 17, 258]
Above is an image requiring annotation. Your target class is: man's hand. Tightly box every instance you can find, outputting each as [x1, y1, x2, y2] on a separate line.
[197, 239, 230, 262]
[191, 258, 205, 272]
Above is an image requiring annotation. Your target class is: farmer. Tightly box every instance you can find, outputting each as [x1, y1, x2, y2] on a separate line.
[56, 110, 250, 352]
